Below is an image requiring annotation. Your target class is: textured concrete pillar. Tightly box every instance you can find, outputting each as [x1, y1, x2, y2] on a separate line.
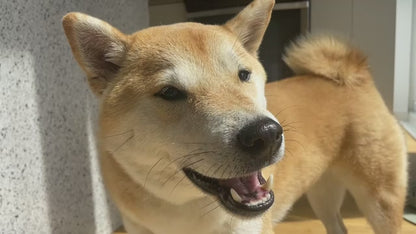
[0, 1, 148, 233]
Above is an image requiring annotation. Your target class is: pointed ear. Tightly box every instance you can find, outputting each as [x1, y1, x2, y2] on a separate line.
[62, 12, 128, 96]
[224, 0, 274, 55]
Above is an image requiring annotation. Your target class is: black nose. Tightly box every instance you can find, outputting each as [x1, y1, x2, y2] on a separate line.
[237, 118, 283, 157]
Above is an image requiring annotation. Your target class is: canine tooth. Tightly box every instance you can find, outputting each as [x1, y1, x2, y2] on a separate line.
[230, 188, 243, 203]
[262, 175, 274, 191]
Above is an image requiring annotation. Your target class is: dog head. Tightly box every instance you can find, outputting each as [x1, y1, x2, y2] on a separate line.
[63, 0, 284, 217]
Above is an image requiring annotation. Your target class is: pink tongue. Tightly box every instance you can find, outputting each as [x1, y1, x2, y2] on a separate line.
[218, 172, 261, 195]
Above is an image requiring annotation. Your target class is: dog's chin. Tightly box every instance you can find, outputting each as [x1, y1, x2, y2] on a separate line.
[183, 168, 274, 217]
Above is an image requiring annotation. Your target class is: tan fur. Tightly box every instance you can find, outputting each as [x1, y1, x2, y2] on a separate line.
[63, 12, 129, 96]
[266, 36, 407, 233]
[283, 35, 370, 86]
[62, 0, 407, 233]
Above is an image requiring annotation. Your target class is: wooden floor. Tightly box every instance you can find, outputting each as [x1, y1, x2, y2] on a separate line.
[274, 195, 416, 234]
[405, 129, 416, 153]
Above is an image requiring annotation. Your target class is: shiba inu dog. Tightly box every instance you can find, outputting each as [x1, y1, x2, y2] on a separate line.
[62, 0, 407, 233]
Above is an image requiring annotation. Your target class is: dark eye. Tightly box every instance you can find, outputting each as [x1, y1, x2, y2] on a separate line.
[155, 86, 187, 101]
[238, 69, 251, 82]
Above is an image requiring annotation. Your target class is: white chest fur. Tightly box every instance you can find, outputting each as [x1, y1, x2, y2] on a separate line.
[121, 195, 263, 234]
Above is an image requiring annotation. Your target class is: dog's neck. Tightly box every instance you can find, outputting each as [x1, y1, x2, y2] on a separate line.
[103, 151, 265, 234]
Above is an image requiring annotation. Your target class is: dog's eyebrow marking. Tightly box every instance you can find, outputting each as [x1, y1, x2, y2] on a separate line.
[138, 55, 173, 77]
[156, 69, 194, 92]
[215, 42, 247, 73]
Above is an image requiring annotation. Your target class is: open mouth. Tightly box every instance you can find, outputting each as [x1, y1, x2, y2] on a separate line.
[183, 168, 274, 217]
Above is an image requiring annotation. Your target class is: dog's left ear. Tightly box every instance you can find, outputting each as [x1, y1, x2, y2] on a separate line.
[224, 0, 274, 55]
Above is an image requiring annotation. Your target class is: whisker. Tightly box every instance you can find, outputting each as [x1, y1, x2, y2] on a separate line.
[285, 148, 295, 157]
[281, 120, 302, 127]
[163, 150, 215, 171]
[212, 164, 224, 177]
[284, 129, 305, 138]
[169, 164, 203, 194]
[270, 105, 301, 117]
[162, 158, 205, 186]
[170, 174, 187, 194]
[201, 204, 221, 217]
[182, 158, 205, 168]
[206, 162, 219, 177]
[200, 198, 218, 210]
[283, 127, 298, 132]
[161, 148, 203, 169]
[284, 138, 305, 150]
[103, 129, 133, 138]
[231, 163, 239, 179]
[113, 133, 134, 152]
[144, 157, 165, 188]
[220, 161, 229, 178]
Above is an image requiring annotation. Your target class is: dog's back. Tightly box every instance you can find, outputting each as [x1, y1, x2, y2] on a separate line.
[266, 36, 407, 234]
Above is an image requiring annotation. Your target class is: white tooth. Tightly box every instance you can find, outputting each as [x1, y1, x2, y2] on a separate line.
[262, 174, 274, 191]
[230, 188, 243, 203]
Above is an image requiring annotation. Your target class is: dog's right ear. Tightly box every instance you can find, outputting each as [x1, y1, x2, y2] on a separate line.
[62, 12, 128, 96]
[224, 0, 274, 56]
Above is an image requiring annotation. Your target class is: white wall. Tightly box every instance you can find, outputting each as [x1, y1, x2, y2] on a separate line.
[410, 1, 416, 112]
[0, 0, 148, 233]
[394, 0, 413, 119]
[311, 0, 396, 111]
[311, 0, 353, 38]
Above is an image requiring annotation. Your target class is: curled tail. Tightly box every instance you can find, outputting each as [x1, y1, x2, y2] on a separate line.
[283, 35, 370, 86]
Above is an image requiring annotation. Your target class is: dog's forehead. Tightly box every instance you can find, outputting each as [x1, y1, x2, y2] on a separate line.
[133, 22, 236, 52]
[129, 23, 248, 87]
